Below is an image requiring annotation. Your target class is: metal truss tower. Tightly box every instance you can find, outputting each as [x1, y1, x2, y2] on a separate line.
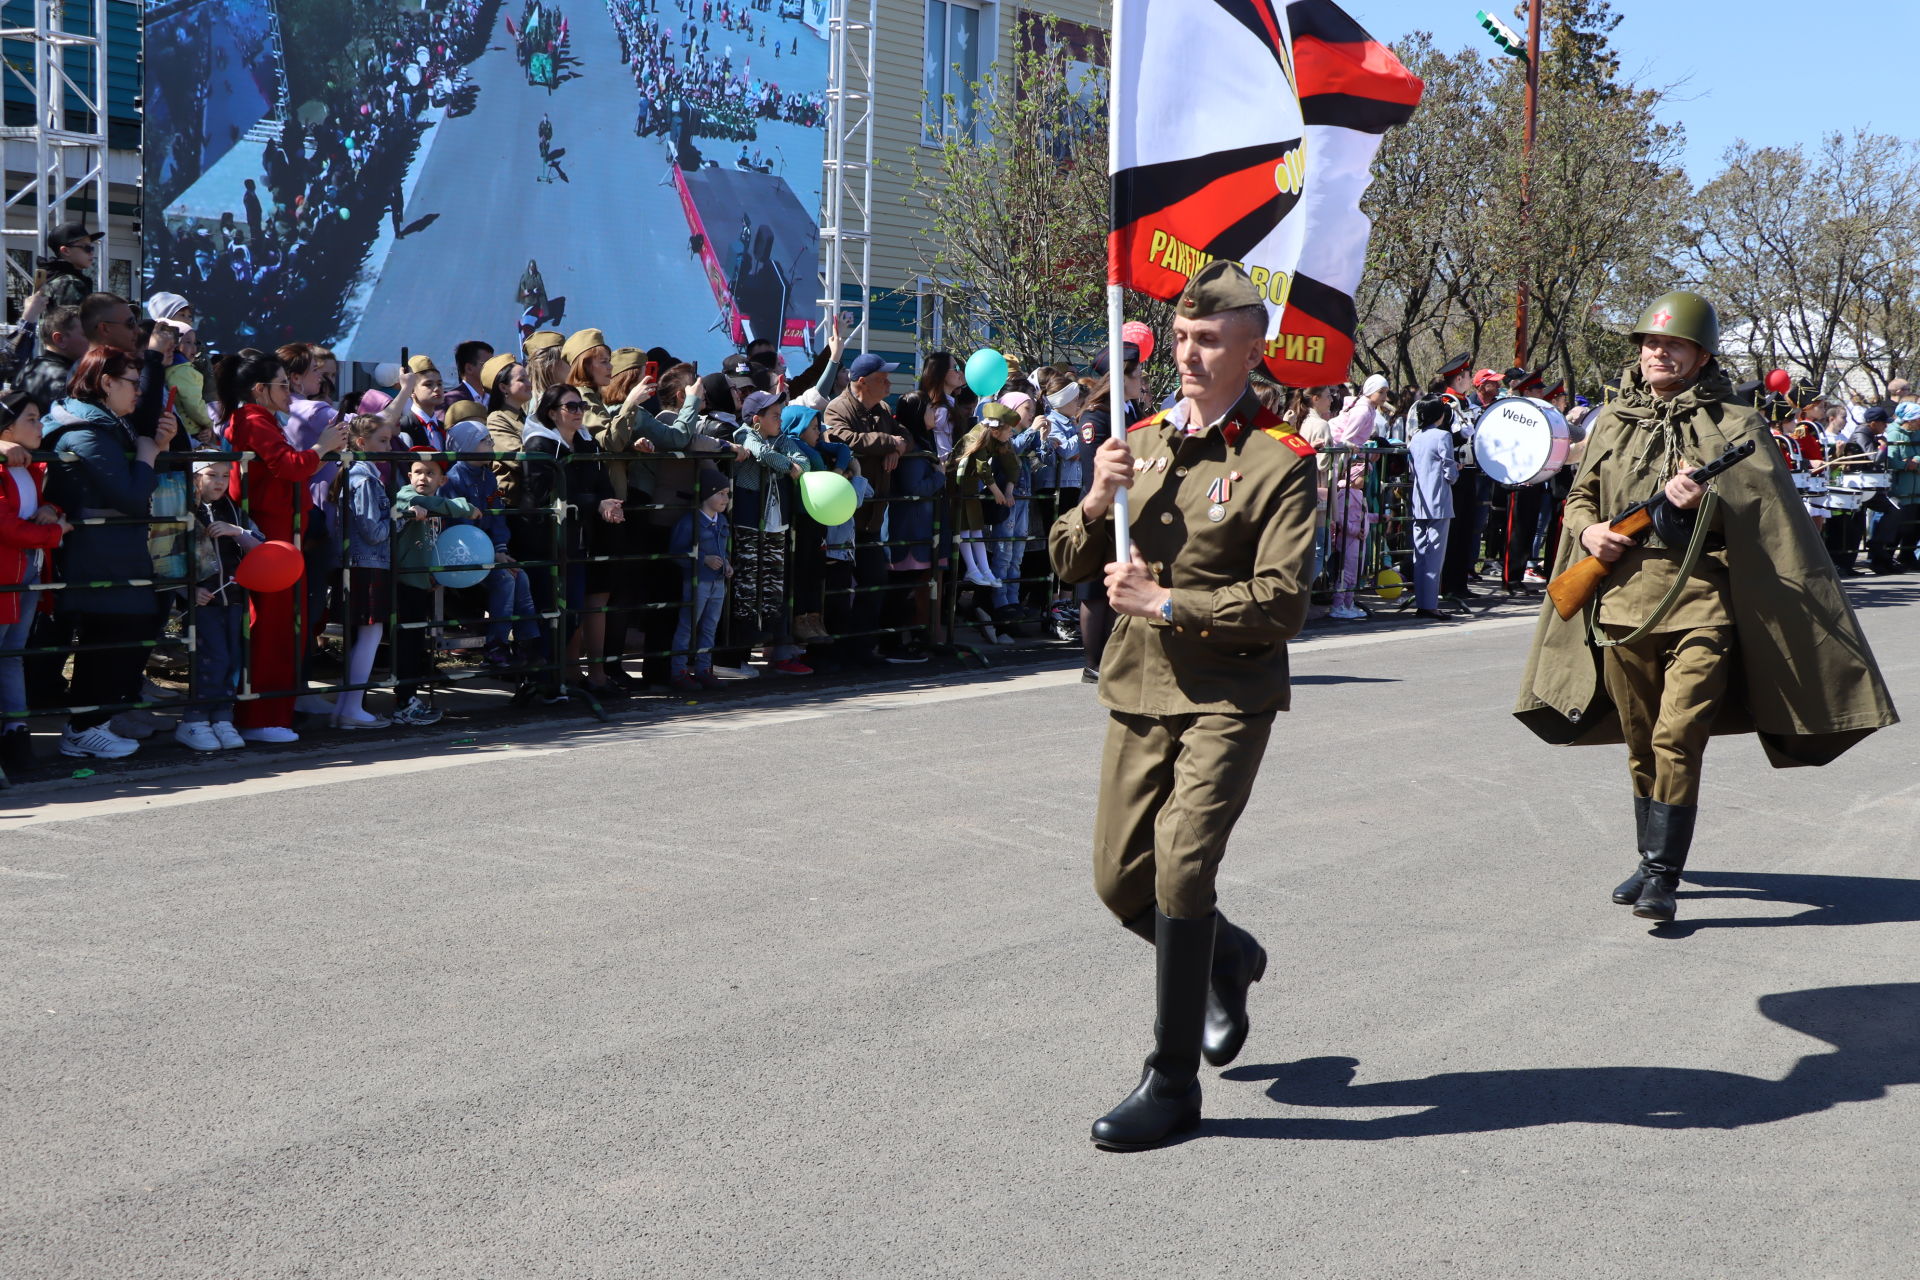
[820, 0, 876, 355]
[0, 0, 113, 294]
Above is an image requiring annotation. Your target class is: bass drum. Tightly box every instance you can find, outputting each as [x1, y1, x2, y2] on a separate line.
[1473, 396, 1571, 487]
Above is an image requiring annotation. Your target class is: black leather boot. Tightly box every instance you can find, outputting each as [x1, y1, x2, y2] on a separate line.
[1203, 914, 1267, 1068]
[1632, 802, 1698, 922]
[1612, 795, 1654, 905]
[1091, 910, 1215, 1151]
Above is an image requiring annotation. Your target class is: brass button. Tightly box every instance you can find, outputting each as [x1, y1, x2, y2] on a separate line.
[1175, 467, 1188, 477]
[1175, 625, 1185, 634]
[1160, 512, 1173, 525]
[1199, 629, 1210, 638]
[1151, 563, 1164, 575]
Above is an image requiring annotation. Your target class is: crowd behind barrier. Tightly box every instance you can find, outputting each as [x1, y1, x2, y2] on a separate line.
[7, 268, 1911, 787]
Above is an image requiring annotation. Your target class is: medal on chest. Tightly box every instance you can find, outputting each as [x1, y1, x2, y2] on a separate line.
[1206, 474, 1234, 522]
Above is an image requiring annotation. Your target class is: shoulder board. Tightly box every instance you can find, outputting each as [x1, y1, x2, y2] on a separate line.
[1257, 425, 1317, 458]
[1127, 410, 1168, 433]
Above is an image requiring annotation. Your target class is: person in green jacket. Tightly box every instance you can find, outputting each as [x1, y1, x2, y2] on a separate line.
[386, 453, 479, 726]
[1872, 401, 1920, 571]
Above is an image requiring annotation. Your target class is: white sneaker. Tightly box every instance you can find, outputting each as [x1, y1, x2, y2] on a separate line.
[173, 721, 222, 753]
[108, 713, 156, 740]
[295, 694, 337, 716]
[333, 709, 392, 730]
[60, 724, 138, 759]
[1329, 604, 1368, 621]
[391, 697, 443, 727]
[240, 726, 300, 744]
[710, 664, 759, 681]
[212, 722, 247, 750]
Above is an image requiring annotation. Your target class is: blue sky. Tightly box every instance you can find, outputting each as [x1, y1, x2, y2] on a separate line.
[1343, 0, 1920, 180]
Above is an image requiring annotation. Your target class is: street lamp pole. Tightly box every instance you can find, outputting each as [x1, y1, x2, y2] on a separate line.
[1514, 0, 1542, 369]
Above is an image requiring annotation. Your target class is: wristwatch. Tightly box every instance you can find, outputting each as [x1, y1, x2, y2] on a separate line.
[1159, 597, 1174, 625]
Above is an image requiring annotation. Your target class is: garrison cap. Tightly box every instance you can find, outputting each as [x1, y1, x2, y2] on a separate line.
[1176, 260, 1264, 319]
[1437, 351, 1472, 380]
[407, 354, 440, 377]
[979, 402, 1020, 427]
[479, 352, 518, 392]
[562, 328, 609, 367]
[444, 398, 487, 428]
[609, 346, 647, 379]
[523, 330, 564, 354]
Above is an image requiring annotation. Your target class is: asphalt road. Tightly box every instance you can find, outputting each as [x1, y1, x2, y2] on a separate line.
[342, 0, 827, 366]
[5, 582, 1919, 1278]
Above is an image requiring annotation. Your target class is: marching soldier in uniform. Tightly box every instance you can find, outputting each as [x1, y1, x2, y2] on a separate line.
[1050, 261, 1317, 1150]
[1434, 352, 1482, 607]
[1516, 291, 1897, 923]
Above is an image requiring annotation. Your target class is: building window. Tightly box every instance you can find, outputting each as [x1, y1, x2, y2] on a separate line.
[923, 0, 984, 141]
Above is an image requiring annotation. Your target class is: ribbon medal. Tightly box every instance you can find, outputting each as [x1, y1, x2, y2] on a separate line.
[1206, 475, 1232, 523]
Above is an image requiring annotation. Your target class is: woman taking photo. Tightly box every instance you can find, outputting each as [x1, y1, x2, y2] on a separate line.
[218, 348, 347, 743]
[42, 347, 178, 758]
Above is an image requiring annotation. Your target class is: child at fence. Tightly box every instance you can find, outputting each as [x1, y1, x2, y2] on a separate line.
[334, 415, 397, 730]
[728, 390, 810, 677]
[953, 402, 1019, 590]
[995, 391, 1046, 617]
[176, 459, 262, 752]
[443, 419, 540, 670]
[390, 451, 479, 725]
[668, 465, 732, 691]
[1327, 376, 1388, 621]
[0, 392, 66, 774]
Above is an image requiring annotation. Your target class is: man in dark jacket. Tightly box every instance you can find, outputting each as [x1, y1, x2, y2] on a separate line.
[39, 222, 95, 309]
[20, 305, 84, 414]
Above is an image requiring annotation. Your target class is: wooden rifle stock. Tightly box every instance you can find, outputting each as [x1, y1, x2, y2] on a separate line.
[1547, 504, 1656, 620]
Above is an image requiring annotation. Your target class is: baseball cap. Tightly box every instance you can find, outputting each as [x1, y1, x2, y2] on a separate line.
[740, 390, 783, 418]
[48, 221, 95, 251]
[847, 353, 899, 380]
[1473, 368, 1502, 386]
[1863, 406, 1890, 424]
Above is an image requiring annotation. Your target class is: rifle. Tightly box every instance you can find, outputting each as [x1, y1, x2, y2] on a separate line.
[1546, 439, 1757, 621]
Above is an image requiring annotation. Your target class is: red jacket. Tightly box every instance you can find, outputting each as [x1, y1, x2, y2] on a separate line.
[227, 403, 321, 539]
[0, 462, 63, 624]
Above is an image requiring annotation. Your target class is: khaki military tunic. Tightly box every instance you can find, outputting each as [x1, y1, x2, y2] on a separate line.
[1561, 398, 1735, 805]
[1049, 387, 1317, 920]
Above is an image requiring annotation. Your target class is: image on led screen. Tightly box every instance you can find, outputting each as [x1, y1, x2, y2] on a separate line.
[142, 0, 828, 368]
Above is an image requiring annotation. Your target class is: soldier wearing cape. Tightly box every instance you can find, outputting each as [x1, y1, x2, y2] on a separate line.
[1515, 290, 1897, 923]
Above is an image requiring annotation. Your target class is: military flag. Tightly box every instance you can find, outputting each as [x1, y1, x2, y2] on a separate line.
[1107, 0, 1422, 387]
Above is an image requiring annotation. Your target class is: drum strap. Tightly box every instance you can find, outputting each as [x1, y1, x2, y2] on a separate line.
[1588, 487, 1721, 649]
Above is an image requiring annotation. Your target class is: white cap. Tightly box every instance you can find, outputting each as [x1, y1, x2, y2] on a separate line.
[1362, 373, 1390, 396]
[145, 291, 191, 321]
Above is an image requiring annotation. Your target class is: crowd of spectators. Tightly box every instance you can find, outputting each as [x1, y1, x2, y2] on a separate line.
[613, 0, 825, 146]
[8, 222, 1916, 787]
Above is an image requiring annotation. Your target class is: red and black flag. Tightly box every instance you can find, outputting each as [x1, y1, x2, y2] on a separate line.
[1108, 0, 1421, 385]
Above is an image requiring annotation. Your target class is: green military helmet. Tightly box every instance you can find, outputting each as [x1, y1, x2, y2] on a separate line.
[1629, 290, 1720, 356]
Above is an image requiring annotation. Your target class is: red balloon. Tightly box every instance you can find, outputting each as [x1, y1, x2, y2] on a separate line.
[234, 540, 303, 594]
[1122, 320, 1156, 366]
[1766, 369, 1792, 394]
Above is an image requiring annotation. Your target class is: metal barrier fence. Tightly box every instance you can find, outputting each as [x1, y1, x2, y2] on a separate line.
[2, 436, 1424, 757]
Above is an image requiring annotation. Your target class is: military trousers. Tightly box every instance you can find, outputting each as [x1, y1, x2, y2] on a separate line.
[1093, 710, 1275, 922]
[1599, 625, 1734, 806]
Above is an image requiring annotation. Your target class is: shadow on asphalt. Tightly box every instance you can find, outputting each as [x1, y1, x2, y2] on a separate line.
[1647, 870, 1920, 937]
[1213, 983, 1920, 1138]
[1289, 674, 1400, 685]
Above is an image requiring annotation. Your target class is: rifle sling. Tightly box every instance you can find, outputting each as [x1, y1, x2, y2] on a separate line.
[1588, 487, 1721, 649]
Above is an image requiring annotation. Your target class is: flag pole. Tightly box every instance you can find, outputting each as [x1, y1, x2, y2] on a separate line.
[1107, 0, 1131, 557]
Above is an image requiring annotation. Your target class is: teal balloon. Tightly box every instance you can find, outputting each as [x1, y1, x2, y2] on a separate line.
[798, 470, 857, 527]
[965, 348, 1009, 398]
[433, 523, 495, 588]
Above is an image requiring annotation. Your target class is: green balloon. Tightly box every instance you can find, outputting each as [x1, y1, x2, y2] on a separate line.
[799, 470, 857, 527]
[965, 348, 1009, 398]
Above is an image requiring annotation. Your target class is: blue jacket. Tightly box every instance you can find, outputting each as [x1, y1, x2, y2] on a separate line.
[343, 461, 393, 569]
[669, 508, 731, 585]
[445, 461, 509, 552]
[886, 449, 947, 568]
[1409, 425, 1460, 520]
[42, 398, 160, 614]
